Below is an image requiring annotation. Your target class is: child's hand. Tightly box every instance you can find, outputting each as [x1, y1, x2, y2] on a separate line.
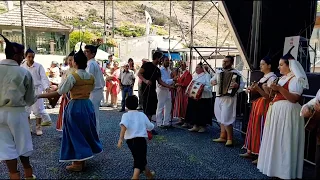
[117, 139, 123, 148]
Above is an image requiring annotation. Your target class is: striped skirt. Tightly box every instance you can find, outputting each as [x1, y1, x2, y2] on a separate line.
[56, 93, 70, 131]
[173, 87, 188, 119]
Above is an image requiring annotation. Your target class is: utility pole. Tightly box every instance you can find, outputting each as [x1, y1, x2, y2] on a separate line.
[189, 1, 195, 70]
[169, 0, 172, 52]
[111, 0, 114, 53]
[20, 0, 26, 48]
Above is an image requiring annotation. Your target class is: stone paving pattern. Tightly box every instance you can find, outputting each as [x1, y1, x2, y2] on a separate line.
[0, 107, 315, 179]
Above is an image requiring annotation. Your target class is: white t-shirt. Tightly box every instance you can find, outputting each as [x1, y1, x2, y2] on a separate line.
[119, 110, 154, 140]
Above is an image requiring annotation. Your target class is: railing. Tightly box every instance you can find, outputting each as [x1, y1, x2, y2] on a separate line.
[219, 92, 317, 165]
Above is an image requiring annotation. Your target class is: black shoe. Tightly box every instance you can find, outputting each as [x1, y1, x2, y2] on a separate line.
[151, 130, 158, 135]
[119, 109, 125, 112]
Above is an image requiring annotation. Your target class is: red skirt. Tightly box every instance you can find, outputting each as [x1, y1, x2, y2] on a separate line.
[56, 94, 69, 131]
[243, 97, 271, 154]
[173, 87, 188, 119]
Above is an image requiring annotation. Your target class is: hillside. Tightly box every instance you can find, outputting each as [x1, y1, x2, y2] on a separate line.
[0, 1, 235, 47]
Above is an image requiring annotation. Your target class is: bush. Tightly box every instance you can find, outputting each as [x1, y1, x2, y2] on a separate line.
[115, 22, 145, 37]
[151, 26, 168, 36]
[106, 38, 117, 47]
[69, 30, 95, 50]
[153, 17, 167, 26]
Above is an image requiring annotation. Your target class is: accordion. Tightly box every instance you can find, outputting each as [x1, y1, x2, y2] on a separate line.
[215, 71, 241, 97]
[186, 80, 204, 100]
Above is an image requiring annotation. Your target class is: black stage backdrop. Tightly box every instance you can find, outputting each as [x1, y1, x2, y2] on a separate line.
[223, 0, 317, 72]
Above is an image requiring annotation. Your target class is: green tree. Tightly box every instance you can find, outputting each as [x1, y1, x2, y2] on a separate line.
[69, 30, 95, 49]
[318, 4, 320, 12]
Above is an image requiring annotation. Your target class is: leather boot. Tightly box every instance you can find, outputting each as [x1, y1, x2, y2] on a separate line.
[66, 161, 84, 172]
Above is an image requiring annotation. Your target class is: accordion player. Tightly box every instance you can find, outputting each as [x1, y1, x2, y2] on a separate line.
[215, 70, 241, 97]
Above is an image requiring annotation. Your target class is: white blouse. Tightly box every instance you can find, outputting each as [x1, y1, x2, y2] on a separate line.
[278, 73, 304, 95]
[259, 72, 277, 87]
[190, 72, 212, 98]
[57, 69, 95, 95]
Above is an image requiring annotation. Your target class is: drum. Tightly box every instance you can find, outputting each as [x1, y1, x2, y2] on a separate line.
[186, 80, 204, 100]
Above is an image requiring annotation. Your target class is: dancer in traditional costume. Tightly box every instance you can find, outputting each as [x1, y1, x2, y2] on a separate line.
[84, 45, 105, 134]
[257, 46, 308, 179]
[38, 43, 103, 172]
[184, 62, 213, 133]
[56, 51, 76, 131]
[155, 56, 175, 128]
[0, 34, 37, 179]
[301, 89, 320, 179]
[240, 55, 277, 164]
[173, 61, 192, 125]
[137, 52, 173, 135]
[21, 48, 52, 136]
[211, 56, 244, 146]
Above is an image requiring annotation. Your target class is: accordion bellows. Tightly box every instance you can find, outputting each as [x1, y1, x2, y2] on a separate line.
[215, 70, 240, 97]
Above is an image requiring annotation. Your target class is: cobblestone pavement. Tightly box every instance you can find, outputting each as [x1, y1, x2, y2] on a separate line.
[0, 106, 315, 179]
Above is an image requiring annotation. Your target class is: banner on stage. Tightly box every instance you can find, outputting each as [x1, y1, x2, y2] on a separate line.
[283, 36, 300, 60]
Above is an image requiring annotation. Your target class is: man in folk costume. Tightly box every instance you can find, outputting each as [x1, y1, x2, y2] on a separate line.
[301, 89, 320, 179]
[155, 55, 176, 128]
[174, 61, 192, 126]
[137, 52, 173, 135]
[211, 56, 245, 146]
[21, 48, 52, 136]
[0, 34, 37, 179]
[84, 44, 105, 134]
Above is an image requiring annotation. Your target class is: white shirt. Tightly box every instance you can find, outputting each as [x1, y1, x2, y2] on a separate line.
[86, 58, 105, 91]
[157, 66, 174, 90]
[189, 72, 213, 98]
[21, 61, 50, 89]
[57, 69, 95, 95]
[301, 89, 320, 115]
[119, 70, 135, 86]
[49, 66, 61, 84]
[0, 59, 36, 107]
[119, 110, 154, 140]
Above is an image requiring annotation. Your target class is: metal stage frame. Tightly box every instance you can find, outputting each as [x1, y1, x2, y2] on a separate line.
[165, 0, 317, 165]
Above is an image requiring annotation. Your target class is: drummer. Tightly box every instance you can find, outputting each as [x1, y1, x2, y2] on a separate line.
[184, 62, 213, 133]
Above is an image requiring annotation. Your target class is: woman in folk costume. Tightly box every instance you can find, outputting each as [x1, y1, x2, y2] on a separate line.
[106, 60, 121, 108]
[38, 43, 102, 171]
[184, 62, 213, 133]
[0, 34, 37, 179]
[56, 51, 76, 131]
[257, 46, 308, 179]
[174, 61, 192, 125]
[240, 55, 277, 164]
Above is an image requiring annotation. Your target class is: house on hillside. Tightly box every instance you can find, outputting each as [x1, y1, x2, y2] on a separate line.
[0, 4, 71, 55]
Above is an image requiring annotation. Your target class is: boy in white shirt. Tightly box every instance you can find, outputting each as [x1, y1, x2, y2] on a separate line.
[117, 95, 155, 179]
